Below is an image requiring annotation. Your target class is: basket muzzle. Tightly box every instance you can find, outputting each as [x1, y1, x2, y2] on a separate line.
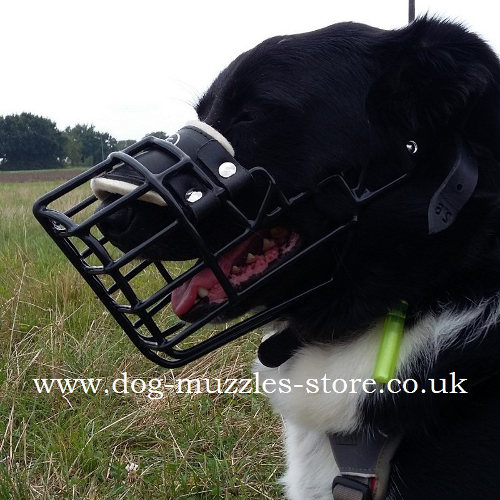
[33, 121, 473, 368]
[33, 121, 349, 367]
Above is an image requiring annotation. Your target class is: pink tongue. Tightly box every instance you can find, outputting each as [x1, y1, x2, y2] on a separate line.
[171, 238, 254, 317]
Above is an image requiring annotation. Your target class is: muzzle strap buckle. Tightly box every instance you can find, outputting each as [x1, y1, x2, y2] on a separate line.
[329, 430, 402, 500]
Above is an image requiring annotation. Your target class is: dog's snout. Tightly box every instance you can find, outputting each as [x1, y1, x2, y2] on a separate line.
[94, 196, 200, 260]
[96, 196, 135, 238]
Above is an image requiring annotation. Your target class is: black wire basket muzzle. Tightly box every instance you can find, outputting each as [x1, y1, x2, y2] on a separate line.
[33, 124, 361, 367]
[32, 119, 429, 368]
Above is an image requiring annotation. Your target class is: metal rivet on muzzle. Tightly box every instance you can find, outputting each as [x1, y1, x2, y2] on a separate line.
[185, 189, 203, 203]
[218, 162, 237, 178]
[406, 140, 418, 154]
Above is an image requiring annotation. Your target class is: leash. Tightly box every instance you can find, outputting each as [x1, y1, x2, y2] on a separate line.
[408, 0, 415, 23]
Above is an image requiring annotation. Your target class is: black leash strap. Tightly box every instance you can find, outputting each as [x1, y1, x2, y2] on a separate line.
[409, 0, 415, 23]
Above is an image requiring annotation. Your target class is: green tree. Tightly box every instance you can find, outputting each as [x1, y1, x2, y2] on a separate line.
[0, 113, 64, 170]
[62, 126, 82, 166]
[116, 139, 136, 150]
[145, 131, 167, 139]
[99, 131, 118, 161]
[62, 124, 117, 166]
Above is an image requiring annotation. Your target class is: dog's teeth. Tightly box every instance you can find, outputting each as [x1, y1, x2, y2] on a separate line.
[232, 265, 242, 274]
[270, 227, 289, 239]
[262, 238, 276, 252]
[246, 253, 256, 264]
[197, 287, 209, 298]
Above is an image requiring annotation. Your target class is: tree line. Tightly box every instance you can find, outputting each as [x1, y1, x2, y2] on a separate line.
[0, 112, 167, 171]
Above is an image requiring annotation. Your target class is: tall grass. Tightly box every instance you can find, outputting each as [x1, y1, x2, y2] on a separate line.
[0, 181, 284, 499]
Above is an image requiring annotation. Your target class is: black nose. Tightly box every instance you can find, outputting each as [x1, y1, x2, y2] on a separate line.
[94, 193, 253, 261]
[96, 195, 135, 239]
[94, 195, 195, 259]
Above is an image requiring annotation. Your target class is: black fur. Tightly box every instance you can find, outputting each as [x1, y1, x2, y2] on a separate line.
[101, 18, 500, 498]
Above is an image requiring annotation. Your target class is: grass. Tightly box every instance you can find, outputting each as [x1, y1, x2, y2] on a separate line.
[0, 181, 284, 499]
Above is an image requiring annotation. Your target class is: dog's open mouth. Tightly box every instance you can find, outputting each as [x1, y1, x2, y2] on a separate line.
[171, 227, 300, 320]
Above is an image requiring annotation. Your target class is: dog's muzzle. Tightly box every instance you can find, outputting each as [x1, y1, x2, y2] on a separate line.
[33, 121, 353, 367]
[89, 121, 261, 262]
[32, 120, 477, 368]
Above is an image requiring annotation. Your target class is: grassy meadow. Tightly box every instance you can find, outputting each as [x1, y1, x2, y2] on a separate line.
[0, 179, 284, 499]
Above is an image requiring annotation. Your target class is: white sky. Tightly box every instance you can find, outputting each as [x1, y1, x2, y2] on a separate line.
[1, 0, 499, 140]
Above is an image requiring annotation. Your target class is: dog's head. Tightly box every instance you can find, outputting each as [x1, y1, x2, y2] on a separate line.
[94, 18, 500, 350]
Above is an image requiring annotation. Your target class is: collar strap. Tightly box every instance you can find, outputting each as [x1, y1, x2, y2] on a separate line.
[329, 430, 402, 500]
[257, 327, 303, 367]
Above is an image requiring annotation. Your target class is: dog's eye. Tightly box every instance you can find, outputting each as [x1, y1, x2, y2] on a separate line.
[233, 110, 255, 125]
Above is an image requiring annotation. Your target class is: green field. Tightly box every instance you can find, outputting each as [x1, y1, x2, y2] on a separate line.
[0, 181, 283, 499]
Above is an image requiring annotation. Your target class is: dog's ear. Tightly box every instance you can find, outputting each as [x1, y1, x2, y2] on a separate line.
[367, 18, 497, 136]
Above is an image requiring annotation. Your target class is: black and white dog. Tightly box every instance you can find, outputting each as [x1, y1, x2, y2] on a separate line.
[97, 17, 500, 499]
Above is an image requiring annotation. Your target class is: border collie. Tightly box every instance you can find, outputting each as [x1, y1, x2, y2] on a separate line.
[97, 17, 500, 499]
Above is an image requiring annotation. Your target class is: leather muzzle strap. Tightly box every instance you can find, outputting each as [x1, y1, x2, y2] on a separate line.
[91, 123, 255, 222]
[329, 430, 402, 500]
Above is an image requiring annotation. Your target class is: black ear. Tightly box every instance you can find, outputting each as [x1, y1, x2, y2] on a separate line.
[367, 18, 497, 136]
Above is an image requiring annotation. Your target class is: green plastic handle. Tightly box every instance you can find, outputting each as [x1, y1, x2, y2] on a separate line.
[373, 300, 408, 384]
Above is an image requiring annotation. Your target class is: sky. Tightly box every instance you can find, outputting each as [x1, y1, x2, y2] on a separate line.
[1, 0, 499, 140]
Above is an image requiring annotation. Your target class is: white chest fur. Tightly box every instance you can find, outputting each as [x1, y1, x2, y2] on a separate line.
[255, 301, 494, 499]
[255, 323, 391, 499]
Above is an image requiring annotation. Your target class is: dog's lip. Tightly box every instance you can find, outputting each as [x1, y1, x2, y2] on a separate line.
[170, 228, 300, 319]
